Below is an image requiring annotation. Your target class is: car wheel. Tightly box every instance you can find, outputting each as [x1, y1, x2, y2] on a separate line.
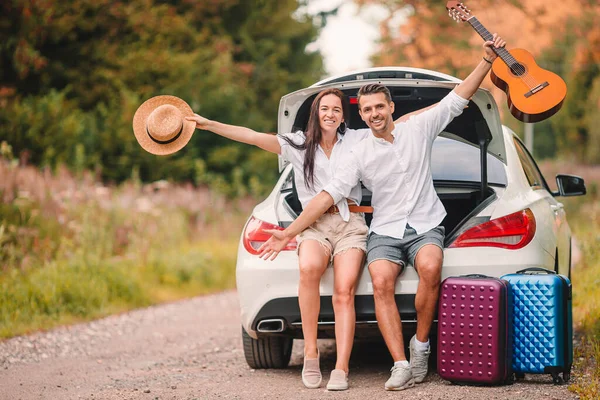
[242, 326, 292, 369]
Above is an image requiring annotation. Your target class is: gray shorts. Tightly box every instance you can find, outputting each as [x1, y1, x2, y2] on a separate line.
[366, 225, 445, 271]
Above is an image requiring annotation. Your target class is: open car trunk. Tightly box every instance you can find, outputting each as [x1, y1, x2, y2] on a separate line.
[282, 173, 498, 244]
[277, 69, 508, 243]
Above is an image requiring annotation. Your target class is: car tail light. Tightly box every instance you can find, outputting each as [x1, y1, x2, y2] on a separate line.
[242, 216, 298, 255]
[449, 209, 536, 250]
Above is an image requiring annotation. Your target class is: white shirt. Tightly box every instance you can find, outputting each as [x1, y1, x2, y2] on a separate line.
[278, 128, 371, 221]
[323, 91, 469, 239]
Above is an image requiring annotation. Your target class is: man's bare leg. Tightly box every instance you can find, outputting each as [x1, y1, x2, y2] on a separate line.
[410, 244, 443, 384]
[369, 259, 415, 390]
[368, 259, 405, 361]
[414, 244, 443, 341]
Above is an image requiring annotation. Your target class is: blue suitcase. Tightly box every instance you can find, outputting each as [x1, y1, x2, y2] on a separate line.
[501, 267, 572, 384]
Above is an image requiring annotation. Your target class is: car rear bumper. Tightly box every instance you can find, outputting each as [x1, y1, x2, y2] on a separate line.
[250, 294, 418, 339]
[237, 240, 554, 338]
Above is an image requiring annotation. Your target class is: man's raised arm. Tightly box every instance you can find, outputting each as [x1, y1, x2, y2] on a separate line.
[393, 103, 438, 124]
[258, 191, 334, 260]
[454, 33, 506, 100]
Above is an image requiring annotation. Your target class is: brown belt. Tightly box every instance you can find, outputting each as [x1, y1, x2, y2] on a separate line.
[325, 204, 374, 214]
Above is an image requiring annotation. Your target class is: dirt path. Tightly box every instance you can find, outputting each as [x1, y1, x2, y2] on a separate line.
[0, 291, 580, 399]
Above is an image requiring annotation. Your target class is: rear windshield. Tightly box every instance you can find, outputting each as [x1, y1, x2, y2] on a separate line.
[432, 136, 507, 185]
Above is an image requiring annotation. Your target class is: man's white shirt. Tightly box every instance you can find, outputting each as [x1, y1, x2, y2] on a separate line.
[323, 91, 470, 239]
[278, 128, 371, 222]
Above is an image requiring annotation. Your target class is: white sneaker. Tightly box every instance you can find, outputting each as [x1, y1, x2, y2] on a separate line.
[384, 364, 415, 391]
[409, 335, 430, 383]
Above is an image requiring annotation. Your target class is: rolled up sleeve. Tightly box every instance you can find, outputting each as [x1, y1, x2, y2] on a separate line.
[411, 91, 470, 141]
[323, 151, 361, 204]
[277, 131, 304, 162]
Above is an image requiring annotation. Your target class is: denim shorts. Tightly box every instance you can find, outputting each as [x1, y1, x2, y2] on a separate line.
[366, 225, 445, 271]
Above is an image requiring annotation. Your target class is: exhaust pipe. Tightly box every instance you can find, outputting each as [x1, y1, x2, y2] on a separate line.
[257, 319, 286, 333]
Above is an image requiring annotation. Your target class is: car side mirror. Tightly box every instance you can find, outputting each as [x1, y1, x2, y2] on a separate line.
[554, 174, 586, 197]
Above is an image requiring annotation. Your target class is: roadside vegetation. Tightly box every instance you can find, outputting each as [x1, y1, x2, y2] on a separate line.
[539, 162, 600, 399]
[0, 157, 250, 338]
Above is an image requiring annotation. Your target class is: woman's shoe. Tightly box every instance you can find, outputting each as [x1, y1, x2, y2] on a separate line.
[301, 350, 322, 388]
[326, 369, 349, 391]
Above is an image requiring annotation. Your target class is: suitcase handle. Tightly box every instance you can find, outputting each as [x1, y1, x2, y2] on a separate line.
[516, 267, 556, 275]
[463, 274, 492, 278]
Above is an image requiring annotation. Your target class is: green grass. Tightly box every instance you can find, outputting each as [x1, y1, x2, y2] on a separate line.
[566, 197, 600, 399]
[536, 162, 600, 398]
[0, 160, 248, 339]
[0, 237, 240, 338]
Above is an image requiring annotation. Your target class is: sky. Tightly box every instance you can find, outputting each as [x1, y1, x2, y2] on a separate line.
[302, 1, 392, 77]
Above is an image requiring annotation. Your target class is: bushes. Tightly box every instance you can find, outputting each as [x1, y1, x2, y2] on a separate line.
[0, 0, 324, 197]
[0, 159, 248, 338]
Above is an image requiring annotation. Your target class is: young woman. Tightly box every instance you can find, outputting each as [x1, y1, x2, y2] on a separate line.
[186, 89, 421, 390]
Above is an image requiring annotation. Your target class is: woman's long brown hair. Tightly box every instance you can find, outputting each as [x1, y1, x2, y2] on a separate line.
[279, 88, 350, 190]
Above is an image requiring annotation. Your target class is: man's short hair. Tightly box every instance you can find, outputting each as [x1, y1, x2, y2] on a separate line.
[357, 84, 392, 106]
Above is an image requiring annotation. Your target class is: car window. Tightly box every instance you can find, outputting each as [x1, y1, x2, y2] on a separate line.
[512, 137, 548, 190]
[432, 137, 507, 185]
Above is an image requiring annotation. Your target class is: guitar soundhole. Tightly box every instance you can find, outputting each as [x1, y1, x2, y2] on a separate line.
[509, 63, 526, 77]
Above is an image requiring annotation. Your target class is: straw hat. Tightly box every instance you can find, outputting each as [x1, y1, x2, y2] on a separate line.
[133, 95, 195, 155]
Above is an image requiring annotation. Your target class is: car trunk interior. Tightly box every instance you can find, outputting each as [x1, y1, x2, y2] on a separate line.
[282, 178, 496, 242]
[281, 85, 499, 241]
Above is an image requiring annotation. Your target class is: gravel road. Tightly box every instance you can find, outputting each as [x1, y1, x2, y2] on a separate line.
[0, 290, 581, 400]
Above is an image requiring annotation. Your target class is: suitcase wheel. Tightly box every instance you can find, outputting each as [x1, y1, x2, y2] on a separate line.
[505, 374, 516, 385]
[551, 372, 564, 385]
[563, 372, 571, 383]
[515, 372, 525, 380]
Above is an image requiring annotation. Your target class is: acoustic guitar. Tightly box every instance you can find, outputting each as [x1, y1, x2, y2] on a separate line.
[446, 1, 567, 123]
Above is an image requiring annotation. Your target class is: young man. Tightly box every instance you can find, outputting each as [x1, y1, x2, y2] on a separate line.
[259, 34, 506, 390]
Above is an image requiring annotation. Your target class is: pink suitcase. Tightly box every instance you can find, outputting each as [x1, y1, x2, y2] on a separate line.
[437, 275, 514, 385]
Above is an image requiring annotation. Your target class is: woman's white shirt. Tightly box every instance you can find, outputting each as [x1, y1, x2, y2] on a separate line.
[277, 128, 371, 222]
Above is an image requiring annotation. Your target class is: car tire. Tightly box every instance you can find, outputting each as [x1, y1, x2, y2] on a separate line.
[242, 326, 292, 369]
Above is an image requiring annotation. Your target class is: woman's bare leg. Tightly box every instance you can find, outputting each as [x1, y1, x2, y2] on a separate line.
[298, 240, 330, 358]
[331, 248, 364, 372]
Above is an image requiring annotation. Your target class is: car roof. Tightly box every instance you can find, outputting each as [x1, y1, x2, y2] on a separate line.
[311, 67, 461, 87]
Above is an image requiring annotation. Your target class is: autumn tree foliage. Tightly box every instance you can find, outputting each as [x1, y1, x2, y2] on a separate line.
[356, 0, 599, 161]
[539, 11, 600, 163]
[0, 0, 323, 194]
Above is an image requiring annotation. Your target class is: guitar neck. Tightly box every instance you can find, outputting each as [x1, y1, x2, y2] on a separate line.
[467, 16, 515, 66]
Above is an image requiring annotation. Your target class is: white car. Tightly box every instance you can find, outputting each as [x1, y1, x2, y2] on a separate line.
[236, 67, 586, 369]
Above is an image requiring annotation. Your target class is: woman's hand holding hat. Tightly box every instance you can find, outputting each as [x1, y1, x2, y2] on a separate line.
[132, 95, 195, 156]
[186, 114, 212, 130]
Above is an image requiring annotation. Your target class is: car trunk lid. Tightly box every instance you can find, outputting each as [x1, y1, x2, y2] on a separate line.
[277, 70, 507, 202]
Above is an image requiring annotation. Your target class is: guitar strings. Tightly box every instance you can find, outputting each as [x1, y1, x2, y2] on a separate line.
[471, 20, 539, 89]
[469, 19, 540, 90]
[470, 21, 536, 87]
[454, 10, 541, 90]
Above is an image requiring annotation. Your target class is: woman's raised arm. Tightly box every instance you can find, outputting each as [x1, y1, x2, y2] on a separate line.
[186, 114, 281, 155]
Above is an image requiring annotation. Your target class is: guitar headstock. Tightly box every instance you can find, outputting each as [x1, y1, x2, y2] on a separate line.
[446, 1, 472, 23]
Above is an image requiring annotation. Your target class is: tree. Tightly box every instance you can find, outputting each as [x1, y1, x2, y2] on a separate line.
[536, 9, 600, 163]
[0, 0, 323, 194]
[354, 0, 596, 161]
